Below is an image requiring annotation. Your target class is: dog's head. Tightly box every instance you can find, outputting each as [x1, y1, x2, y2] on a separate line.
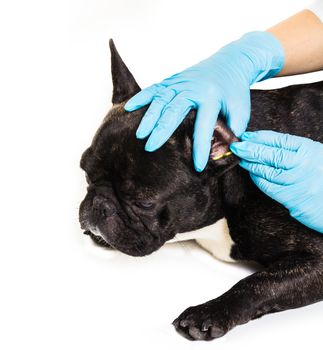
[79, 40, 239, 256]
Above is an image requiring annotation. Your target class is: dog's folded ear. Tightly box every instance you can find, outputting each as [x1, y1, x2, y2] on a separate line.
[180, 113, 240, 173]
[209, 118, 240, 167]
[109, 39, 141, 104]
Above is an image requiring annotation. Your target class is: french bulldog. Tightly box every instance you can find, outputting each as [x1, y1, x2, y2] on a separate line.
[79, 40, 323, 341]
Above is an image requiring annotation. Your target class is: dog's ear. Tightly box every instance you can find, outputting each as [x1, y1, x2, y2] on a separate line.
[109, 39, 141, 104]
[209, 118, 239, 167]
[180, 113, 240, 173]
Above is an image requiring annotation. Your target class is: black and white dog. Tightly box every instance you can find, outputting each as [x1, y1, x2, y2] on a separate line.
[79, 40, 323, 341]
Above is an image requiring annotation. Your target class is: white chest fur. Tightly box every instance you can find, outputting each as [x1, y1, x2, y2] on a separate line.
[167, 218, 236, 263]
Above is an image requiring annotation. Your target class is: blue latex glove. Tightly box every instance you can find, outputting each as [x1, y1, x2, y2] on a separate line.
[125, 31, 284, 172]
[230, 131, 323, 233]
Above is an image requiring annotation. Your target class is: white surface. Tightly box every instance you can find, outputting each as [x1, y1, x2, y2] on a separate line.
[0, 1, 322, 349]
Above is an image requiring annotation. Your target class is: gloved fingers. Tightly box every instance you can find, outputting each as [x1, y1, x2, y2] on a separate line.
[159, 72, 184, 86]
[135, 88, 177, 139]
[192, 101, 221, 172]
[249, 173, 286, 202]
[240, 130, 307, 151]
[144, 94, 195, 152]
[239, 160, 296, 185]
[226, 91, 251, 137]
[230, 141, 299, 169]
[124, 83, 165, 111]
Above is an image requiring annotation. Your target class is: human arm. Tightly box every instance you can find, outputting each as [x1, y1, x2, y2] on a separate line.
[267, 7, 323, 76]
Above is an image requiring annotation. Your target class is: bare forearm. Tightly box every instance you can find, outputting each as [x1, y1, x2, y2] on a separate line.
[267, 9, 323, 76]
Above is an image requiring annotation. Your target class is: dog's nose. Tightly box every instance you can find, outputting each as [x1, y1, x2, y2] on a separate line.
[92, 196, 117, 218]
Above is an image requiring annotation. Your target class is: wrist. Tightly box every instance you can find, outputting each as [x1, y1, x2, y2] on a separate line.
[240, 31, 285, 82]
[216, 31, 285, 85]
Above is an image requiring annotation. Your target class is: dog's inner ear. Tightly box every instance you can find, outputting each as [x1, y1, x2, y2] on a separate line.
[109, 39, 141, 104]
[209, 118, 239, 166]
[181, 115, 239, 170]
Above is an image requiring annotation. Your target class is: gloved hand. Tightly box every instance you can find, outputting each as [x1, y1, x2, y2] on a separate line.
[125, 31, 284, 172]
[230, 130, 323, 233]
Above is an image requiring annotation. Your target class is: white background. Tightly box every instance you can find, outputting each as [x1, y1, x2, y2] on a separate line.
[0, 1, 322, 349]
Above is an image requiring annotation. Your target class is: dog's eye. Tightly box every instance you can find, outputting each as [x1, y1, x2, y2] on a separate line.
[135, 201, 154, 210]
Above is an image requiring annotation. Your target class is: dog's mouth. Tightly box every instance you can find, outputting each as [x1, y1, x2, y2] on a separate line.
[82, 226, 168, 257]
[83, 230, 113, 248]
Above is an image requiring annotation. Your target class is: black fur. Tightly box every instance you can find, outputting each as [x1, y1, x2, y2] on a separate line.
[79, 40, 323, 340]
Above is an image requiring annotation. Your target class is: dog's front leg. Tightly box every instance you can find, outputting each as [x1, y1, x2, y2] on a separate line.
[173, 252, 323, 341]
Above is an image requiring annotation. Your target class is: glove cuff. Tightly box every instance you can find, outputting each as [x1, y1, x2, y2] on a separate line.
[237, 31, 285, 83]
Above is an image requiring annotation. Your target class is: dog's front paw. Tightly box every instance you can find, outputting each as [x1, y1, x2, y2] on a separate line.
[172, 302, 230, 341]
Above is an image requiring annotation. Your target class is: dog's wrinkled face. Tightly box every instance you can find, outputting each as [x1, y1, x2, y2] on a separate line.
[79, 40, 238, 256]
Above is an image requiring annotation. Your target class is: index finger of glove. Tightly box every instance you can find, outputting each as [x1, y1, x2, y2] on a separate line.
[240, 130, 307, 151]
[124, 84, 165, 111]
[136, 88, 177, 139]
[230, 141, 300, 169]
